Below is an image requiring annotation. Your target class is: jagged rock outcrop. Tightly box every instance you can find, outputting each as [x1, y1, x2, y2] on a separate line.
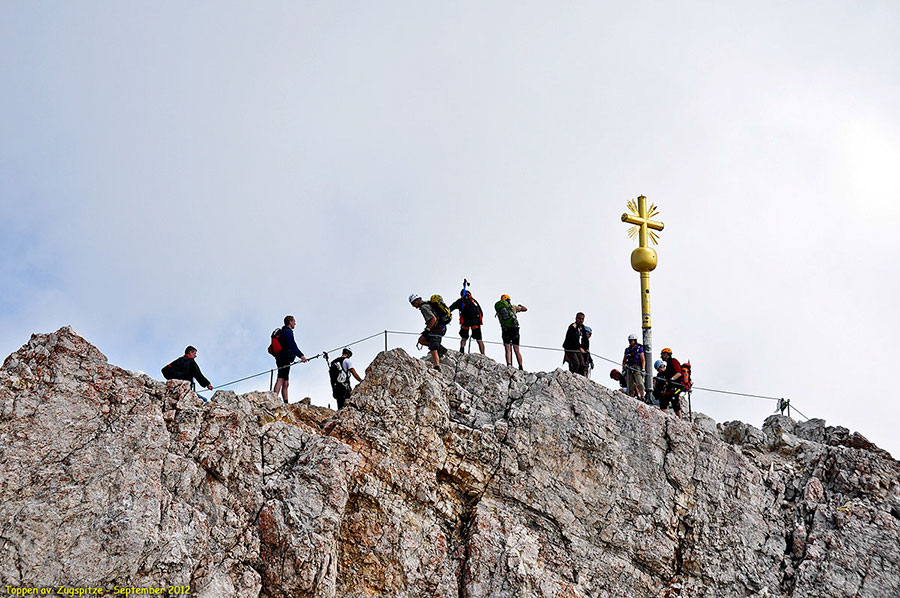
[1, 327, 898, 597]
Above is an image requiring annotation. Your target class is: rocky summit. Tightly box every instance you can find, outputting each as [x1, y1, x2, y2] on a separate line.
[1, 327, 898, 598]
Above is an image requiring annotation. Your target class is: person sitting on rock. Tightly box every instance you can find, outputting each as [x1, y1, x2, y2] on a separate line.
[161, 346, 213, 394]
[610, 369, 628, 393]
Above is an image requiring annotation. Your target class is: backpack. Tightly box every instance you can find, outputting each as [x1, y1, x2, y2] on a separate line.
[267, 328, 283, 356]
[429, 295, 453, 326]
[329, 356, 350, 388]
[494, 299, 518, 328]
[161, 356, 189, 380]
[681, 361, 692, 391]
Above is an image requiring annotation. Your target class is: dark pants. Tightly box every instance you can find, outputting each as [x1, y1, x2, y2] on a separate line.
[565, 351, 585, 376]
[332, 383, 350, 410]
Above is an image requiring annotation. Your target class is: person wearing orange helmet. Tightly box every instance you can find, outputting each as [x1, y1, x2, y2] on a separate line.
[658, 347, 683, 418]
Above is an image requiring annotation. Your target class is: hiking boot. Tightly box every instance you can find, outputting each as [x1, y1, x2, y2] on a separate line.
[459, 348, 466, 354]
[433, 364, 441, 371]
[518, 365, 524, 371]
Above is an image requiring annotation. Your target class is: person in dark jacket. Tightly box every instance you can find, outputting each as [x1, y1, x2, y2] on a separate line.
[658, 348, 684, 418]
[562, 312, 587, 376]
[449, 290, 485, 354]
[272, 315, 308, 404]
[161, 346, 213, 392]
[581, 325, 594, 378]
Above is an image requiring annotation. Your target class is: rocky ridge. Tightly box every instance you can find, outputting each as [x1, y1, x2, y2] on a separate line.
[1, 327, 898, 597]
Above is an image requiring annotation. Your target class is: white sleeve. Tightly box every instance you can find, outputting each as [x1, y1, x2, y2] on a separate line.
[343, 358, 353, 372]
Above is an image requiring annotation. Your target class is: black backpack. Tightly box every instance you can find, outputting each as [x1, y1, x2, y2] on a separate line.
[161, 356, 189, 380]
[329, 356, 349, 388]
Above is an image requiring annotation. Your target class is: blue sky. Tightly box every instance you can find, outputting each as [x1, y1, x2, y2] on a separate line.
[2, 2, 899, 456]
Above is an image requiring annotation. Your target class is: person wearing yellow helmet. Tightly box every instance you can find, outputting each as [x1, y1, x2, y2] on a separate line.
[494, 294, 528, 369]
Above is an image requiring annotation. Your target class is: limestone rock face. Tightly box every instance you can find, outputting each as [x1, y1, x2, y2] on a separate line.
[1, 327, 898, 597]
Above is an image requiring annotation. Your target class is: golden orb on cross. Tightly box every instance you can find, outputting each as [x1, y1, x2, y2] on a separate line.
[631, 246, 658, 272]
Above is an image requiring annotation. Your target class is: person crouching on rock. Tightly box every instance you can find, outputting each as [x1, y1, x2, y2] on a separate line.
[162, 346, 214, 395]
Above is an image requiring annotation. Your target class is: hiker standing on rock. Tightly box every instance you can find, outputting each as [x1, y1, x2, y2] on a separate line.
[329, 348, 363, 410]
[161, 346, 213, 393]
[409, 294, 449, 369]
[582, 326, 594, 378]
[272, 315, 308, 404]
[449, 289, 485, 355]
[622, 334, 646, 398]
[494, 294, 527, 370]
[562, 312, 588, 376]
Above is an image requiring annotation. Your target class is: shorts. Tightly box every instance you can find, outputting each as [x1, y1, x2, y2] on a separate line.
[501, 326, 520, 345]
[423, 326, 447, 351]
[460, 325, 482, 340]
[276, 357, 292, 380]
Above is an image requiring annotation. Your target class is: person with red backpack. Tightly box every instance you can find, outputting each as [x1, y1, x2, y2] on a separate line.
[658, 347, 683, 418]
[271, 315, 308, 404]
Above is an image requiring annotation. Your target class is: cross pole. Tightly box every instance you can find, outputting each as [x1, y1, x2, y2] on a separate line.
[621, 195, 664, 402]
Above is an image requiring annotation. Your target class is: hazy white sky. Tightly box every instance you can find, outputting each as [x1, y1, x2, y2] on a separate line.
[2, 2, 899, 456]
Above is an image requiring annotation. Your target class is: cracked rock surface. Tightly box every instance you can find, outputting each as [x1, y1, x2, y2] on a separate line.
[1, 327, 898, 597]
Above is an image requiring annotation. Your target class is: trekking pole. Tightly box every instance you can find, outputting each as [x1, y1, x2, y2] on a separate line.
[269, 370, 273, 392]
[384, 330, 388, 352]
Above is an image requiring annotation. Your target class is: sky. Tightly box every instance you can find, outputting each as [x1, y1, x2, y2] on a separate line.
[2, 2, 899, 457]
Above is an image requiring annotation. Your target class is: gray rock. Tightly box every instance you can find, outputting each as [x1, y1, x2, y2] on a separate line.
[1, 328, 898, 597]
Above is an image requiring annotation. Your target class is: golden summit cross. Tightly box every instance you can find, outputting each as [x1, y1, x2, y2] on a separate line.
[621, 195, 665, 398]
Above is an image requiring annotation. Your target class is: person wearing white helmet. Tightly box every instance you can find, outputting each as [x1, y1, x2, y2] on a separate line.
[622, 334, 646, 399]
[409, 294, 448, 369]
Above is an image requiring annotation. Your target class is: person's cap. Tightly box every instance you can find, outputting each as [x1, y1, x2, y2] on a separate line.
[609, 369, 620, 379]
[583, 325, 592, 334]
[409, 293, 421, 304]
[628, 334, 637, 341]
[500, 294, 510, 301]
[342, 348, 352, 356]
[654, 359, 666, 370]
[661, 347, 673, 354]
[461, 289, 471, 297]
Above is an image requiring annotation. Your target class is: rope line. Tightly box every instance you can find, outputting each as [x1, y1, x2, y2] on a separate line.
[197, 329, 386, 394]
[194, 327, 810, 420]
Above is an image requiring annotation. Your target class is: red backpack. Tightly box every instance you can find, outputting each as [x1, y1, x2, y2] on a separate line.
[267, 328, 283, 356]
[681, 361, 692, 391]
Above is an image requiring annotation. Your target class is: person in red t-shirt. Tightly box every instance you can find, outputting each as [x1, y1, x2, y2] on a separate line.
[659, 347, 683, 418]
